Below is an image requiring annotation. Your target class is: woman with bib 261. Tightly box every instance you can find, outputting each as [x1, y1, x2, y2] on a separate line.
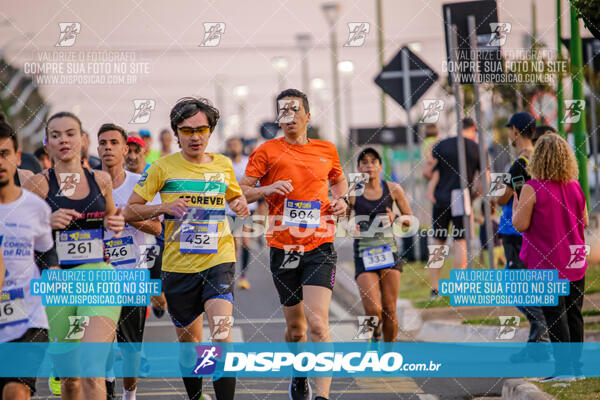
[348, 148, 412, 342]
[24, 112, 125, 400]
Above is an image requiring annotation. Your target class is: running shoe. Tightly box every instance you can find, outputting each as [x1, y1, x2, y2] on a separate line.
[429, 289, 440, 301]
[48, 376, 61, 396]
[152, 306, 165, 318]
[237, 277, 251, 290]
[140, 354, 151, 377]
[106, 379, 116, 400]
[540, 375, 576, 383]
[289, 377, 311, 400]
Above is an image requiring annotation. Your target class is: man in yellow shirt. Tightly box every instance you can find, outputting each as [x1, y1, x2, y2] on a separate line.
[125, 97, 249, 400]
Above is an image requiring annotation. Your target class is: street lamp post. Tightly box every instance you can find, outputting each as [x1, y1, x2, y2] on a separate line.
[271, 57, 289, 92]
[233, 85, 249, 134]
[310, 78, 326, 130]
[321, 2, 343, 151]
[338, 60, 354, 138]
[295, 33, 312, 97]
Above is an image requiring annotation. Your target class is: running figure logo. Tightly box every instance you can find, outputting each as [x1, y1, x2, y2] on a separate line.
[353, 316, 379, 340]
[192, 345, 223, 375]
[205, 172, 226, 183]
[276, 100, 300, 124]
[419, 100, 445, 124]
[65, 316, 90, 340]
[488, 173, 510, 197]
[281, 245, 304, 270]
[199, 23, 225, 47]
[426, 245, 449, 269]
[344, 23, 370, 47]
[211, 316, 234, 340]
[205, 173, 226, 194]
[138, 245, 160, 269]
[496, 316, 520, 340]
[562, 100, 586, 123]
[56, 23, 81, 47]
[130, 99, 156, 124]
[566, 245, 590, 269]
[347, 173, 369, 196]
[58, 173, 81, 197]
[487, 23, 511, 47]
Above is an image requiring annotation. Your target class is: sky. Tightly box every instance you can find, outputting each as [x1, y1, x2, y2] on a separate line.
[0, 0, 590, 153]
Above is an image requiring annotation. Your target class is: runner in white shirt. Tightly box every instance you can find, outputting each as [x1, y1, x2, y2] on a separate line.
[97, 123, 162, 400]
[0, 119, 54, 399]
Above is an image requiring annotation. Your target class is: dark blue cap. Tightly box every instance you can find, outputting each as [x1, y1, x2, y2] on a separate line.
[506, 112, 535, 133]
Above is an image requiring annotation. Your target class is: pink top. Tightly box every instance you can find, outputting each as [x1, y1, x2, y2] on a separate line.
[520, 179, 587, 281]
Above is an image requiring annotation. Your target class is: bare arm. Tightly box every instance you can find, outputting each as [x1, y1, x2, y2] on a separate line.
[390, 182, 412, 216]
[496, 185, 514, 206]
[129, 218, 162, 236]
[329, 175, 349, 217]
[329, 174, 349, 200]
[227, 195, 250, 218]
[95, 170, 116, 217]
[426, 170, 439, 203]
[423, 156, 437, 180]
[239, 174, 294, 203]
[23, 173, 81, 230]
[17, 169, 34, 185]
[471, 169, 489, 200]
[512, 184, 536, 232]
[22, 173, 49, 199]
[95, 170, 125, 235]
[126, 192, 168, 222]
[239, 175, 263, 203]
[0, 248, 4, 291]
[583, 203, 589, 228]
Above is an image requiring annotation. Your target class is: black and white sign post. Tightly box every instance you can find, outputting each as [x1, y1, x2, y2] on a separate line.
[587, 42, 599, 194]
[401, 48, 416, 202]
[375, 46, 438, 204]
[445, 7, 473, 269]
[468, 15, 495, 270]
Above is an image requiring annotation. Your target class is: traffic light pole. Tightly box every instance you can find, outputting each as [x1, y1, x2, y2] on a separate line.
[376, 0, 391, 180]
[468, 15, 494, 269]
[401, 48, 416, 204]
[587, 42, 599, 196]
[557, 0, 565, 137]
[570, 4, 591, 207]
[445, 7, 472, 268]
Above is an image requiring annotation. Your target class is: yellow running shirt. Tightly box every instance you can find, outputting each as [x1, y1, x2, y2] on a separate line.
[133, 152, 242, 273]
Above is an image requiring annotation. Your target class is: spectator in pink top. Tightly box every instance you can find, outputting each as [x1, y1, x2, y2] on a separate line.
[512, 133, 589, 380]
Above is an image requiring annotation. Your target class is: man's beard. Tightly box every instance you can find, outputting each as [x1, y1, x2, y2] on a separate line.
[0, 179, 9, 188]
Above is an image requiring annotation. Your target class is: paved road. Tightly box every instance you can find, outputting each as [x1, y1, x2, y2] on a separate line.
[33, 239, 504, 399]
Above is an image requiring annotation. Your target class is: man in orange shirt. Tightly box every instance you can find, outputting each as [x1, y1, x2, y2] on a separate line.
[240, 89, 348, 400]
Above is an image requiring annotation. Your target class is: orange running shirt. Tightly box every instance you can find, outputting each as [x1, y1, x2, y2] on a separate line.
[245, 137, 344, 251]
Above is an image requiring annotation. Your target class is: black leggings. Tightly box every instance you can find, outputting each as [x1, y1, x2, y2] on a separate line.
[541, 277, 585, 374]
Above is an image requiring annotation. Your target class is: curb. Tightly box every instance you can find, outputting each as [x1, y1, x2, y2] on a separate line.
[502, 379, 556, 400]
[416, 320, 529, 342]
[415, 316, 600, 343]
[333, 262, 600, 342]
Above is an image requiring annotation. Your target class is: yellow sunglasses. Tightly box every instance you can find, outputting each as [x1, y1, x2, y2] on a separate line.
[178, 126, 211, 136]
